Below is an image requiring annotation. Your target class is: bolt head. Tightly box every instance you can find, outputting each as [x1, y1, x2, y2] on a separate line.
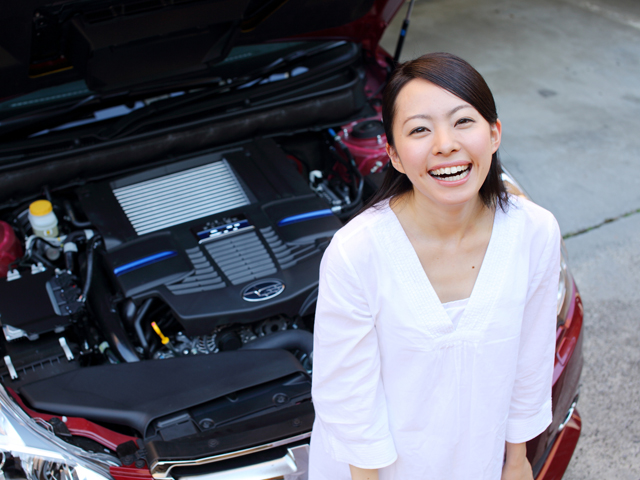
[273, 393, 289, 404]
[199, 418, 214, 429]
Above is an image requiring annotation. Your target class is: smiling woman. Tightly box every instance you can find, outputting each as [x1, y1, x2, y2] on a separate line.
[369, 52, 510, 214]
[309, 53, 561, 480]
[388, 79, 502, 210]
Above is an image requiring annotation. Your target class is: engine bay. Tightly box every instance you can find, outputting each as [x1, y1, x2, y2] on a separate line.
[0, 118, 387, 450]
[0, 38, 394, 462]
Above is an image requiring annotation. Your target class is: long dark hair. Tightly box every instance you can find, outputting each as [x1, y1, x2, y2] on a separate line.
[361, 52, 509, 214]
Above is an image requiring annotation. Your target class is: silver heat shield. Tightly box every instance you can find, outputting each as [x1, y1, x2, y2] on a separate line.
[112, 159, 250, 235]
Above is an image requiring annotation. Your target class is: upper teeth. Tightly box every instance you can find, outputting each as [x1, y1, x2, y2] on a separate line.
[430, 165, 469, 176]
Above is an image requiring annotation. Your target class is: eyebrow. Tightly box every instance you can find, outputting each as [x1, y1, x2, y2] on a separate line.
[402, 104, 471, 125]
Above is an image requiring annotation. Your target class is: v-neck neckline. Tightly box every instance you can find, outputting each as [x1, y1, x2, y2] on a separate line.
[382, 198, 506, 334]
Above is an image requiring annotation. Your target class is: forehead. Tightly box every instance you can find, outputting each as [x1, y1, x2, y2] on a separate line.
[395, 78, 472, 118]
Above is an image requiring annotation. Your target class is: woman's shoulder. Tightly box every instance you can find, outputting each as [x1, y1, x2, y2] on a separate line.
[506, 194, 561, 245]
[323, 201, 391, 264]
[333, 200, 391, 243]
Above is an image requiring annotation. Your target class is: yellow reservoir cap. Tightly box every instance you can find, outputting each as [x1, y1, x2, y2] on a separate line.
[29, 200, 53, 217]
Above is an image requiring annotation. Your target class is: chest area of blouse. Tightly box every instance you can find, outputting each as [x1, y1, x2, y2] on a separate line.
[409, 231, 492, 304]
[395, 209, 495, 305]
[362, 206, 531, 349]
[373, 269, 528, 350]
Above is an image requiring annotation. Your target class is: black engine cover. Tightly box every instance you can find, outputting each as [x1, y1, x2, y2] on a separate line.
[77, 139, 340, 335]
[19, 349, 309, 438]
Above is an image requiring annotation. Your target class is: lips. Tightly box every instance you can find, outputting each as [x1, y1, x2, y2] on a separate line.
[428, 164, 471, 182]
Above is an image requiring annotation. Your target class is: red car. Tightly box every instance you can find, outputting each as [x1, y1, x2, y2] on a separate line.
[0, 1, 582, 479]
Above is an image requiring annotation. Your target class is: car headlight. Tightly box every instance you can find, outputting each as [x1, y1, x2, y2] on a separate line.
[557, 242, 572, 324]
[0, 386, 119, 480]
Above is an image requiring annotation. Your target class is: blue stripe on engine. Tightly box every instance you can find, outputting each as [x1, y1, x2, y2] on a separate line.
[114, 251, 177, 276]
[277, 209, 334, 227]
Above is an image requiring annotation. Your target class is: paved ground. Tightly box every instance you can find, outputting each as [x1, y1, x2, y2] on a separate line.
[380, 1, 640, 478]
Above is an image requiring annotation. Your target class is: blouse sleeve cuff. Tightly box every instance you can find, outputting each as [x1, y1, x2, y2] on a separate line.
[325, 433, 398, 469]
[505, 398, 553, 444]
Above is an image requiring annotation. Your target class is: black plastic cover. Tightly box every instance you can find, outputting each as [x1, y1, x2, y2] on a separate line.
[0, 270, 76, 338]
[0, 0, 375, 96]
[106, 232, 193, 297]
[77, 139, 341, 335]
[147, 371, 310, 441]
[146, 401, 314, 464]
[19, 349, 306, 436]
[0, 333, 81, 388]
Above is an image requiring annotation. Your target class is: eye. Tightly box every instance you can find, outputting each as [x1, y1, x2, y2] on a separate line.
[455, 117, 474, 126]
[409, 126, 428, 135]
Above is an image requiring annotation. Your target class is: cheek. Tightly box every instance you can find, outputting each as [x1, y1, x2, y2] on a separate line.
[469, 136, 495, 169]
[397, 142, 432, 169]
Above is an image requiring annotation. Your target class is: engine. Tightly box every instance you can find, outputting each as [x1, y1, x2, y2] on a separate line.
[0, 134, 368, 383]
[77, 138, 342, 354]
[0, 118, 386, 447]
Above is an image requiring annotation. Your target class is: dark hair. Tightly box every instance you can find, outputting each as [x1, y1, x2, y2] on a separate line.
[361, 52, 509, 214]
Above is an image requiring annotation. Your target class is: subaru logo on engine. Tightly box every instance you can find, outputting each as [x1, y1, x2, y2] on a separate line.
[242, 279, 285, 302]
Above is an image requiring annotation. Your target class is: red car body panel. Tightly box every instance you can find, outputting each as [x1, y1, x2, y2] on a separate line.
[110, 467, 154, 480]
[534, 282, 584, 479]
[537, 410, 582, 480]
[289, 0, 405, 53]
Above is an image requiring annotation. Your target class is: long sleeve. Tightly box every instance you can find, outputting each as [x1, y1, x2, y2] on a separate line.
[505, 215, 561, 443]
[311, 238, 398, 469]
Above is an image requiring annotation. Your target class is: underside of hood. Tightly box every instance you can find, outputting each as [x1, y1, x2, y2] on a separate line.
[0, 0, 403, 97]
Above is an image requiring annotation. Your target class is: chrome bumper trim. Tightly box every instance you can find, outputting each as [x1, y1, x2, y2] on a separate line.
[558, 393, 579, 432]
[151, 432, 311, 479]
[175, 445, 309, 480]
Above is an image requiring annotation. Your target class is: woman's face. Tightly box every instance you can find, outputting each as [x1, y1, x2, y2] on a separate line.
[387, 79, 501, 209]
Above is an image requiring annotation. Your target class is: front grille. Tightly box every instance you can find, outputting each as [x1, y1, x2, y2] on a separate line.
[113, 160, 250, 235]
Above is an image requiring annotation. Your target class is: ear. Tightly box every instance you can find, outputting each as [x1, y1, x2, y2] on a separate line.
[490, 119, 502, 154]
[386, 143, 405, 174]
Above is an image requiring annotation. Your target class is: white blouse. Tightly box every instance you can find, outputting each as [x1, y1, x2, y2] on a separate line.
[308, 195, 561, 480]
[442, 297, 469, 329]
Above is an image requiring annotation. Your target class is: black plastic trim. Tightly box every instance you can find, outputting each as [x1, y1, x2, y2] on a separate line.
[19, 349, 306, 436]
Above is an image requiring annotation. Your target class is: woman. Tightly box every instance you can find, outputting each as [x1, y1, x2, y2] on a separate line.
[308, 53, 560, 480]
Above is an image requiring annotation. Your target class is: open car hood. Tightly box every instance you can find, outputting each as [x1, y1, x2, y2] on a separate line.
[0, 0, 403, 97]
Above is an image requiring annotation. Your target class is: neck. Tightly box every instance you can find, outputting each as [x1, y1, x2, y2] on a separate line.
[392, 190, 491, 243]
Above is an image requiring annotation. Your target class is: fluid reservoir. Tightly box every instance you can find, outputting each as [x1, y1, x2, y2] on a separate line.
[0, 220, 23, 278]
[28, 200, 59, 238]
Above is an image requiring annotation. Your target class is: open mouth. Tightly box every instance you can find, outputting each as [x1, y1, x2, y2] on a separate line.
[428, 164, 471, 182]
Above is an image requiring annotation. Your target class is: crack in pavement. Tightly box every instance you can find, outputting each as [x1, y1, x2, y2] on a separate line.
[560, 0, 640, 31]
[563, 207, 640, 239]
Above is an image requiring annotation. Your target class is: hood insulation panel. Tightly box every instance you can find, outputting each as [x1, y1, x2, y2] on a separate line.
[113, 159, 249, 235]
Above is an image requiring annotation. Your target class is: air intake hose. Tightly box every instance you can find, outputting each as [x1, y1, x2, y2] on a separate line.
[242, 329, 313, 358]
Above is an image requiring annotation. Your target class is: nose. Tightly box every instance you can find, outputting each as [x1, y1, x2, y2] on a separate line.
[431, 126, 459, 156]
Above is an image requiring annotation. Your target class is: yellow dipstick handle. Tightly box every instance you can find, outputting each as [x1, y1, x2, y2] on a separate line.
[151, 322, 170, 345]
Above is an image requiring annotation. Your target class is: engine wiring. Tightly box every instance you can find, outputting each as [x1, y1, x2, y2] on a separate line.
[327, 128, 364, 218]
